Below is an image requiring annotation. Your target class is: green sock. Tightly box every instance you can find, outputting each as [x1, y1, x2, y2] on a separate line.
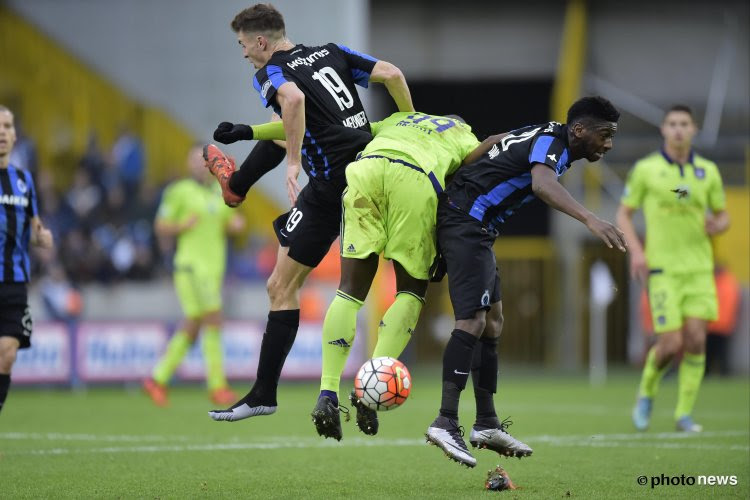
[674, 352, 706, 420]
[320, 291, 363, 394]
[152, 331, 192, 385]
[202, 327, 227, 390]
[637, 346, 670, 399]
[372, 292, 424, 358]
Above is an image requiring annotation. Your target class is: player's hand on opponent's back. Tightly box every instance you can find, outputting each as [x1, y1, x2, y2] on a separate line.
[213, 122, 254, 145]
[286, 162, 301, 205]
[585, 215, 627, 253]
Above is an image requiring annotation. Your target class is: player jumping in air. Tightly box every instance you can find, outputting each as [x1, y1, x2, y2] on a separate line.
[425, 97, 626, 467]
[0, 105, 54, 416]
[620, 105, 729, 433]
[143, 145, 245, 407]
[205, 3, 413, 422]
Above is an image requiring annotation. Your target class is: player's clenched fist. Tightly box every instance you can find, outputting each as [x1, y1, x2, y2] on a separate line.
[213, 122, 254, 144]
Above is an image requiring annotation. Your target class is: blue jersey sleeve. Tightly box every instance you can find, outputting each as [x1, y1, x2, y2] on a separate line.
[253, 64, 289, 109]
[336, 44, 378, 88]
[528, 135, 570, 176]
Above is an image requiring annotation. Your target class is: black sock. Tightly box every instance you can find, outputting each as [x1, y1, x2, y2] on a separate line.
[0, 374, 10, 415]
[473, 337, 499, 420]
[439, 329, 477, 419]
[228, 141, 286, 196]
[239, 309, 299, 407]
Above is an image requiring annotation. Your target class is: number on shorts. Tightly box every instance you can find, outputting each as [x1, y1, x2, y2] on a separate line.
[285, 208, 303, 232]
[312, 67, 354, 111]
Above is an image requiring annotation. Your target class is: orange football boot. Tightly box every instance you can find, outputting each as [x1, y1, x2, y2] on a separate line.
[210, 386, 238, 406]
[143, 378, 169, 407]
[203, 144, 245, 207]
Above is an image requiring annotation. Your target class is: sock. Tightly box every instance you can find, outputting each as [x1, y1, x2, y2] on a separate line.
[371, 292, 424, 358]
[319, 389, 338, 407]
[0, 374, 10, 415]
[439, 329, 478, 419]
[320, 292, 363, 394]
[152, 331, 192, 385]
[674, 352, 706, 420]
[202, 327, 227, 391]
[244, 309, 300, 406]
[229, 141, 286, 196]
[472, 337, 499, 420]
[637, 346, 671, 399]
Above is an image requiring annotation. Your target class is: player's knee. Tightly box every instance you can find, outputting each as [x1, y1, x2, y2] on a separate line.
[456, 316, 486, 337]
[658, 334, 682, 358]
[485, 312, 503, 339]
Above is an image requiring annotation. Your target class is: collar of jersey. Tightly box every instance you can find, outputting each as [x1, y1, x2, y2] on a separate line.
[660, 147, 694, 167]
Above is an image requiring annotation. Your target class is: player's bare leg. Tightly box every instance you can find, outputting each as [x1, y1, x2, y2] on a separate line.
[0, 336, 20, 415]
[209, 246, 312, 421]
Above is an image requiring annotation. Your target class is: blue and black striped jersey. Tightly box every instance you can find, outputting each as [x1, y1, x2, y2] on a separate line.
[0, 165, 39, 282]
[445, 122, 571, 233]
[253, 43, 378, 184]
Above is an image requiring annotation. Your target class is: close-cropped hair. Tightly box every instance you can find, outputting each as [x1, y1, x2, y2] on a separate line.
[231, 3, 285, 35]
[567, 96, 620, 125]
[664, 104, 694, 120]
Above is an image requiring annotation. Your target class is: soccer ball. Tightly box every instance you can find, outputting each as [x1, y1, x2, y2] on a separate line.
[353, 356, 411, 411]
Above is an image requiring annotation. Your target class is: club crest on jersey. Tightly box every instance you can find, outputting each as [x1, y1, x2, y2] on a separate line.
[694, 167, 705, 180]
[671, 185, 690, 199]
[261, 80, 273, 99]
[16, 178, 27, 193]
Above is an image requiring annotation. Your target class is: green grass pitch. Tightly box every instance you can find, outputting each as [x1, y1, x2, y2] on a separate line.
[2, 370, 748, 499]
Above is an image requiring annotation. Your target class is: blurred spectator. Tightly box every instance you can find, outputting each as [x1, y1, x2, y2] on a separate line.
[40, 263, 83, 323]
[111, 126, 144, 204]
[8, 120, 38, 174]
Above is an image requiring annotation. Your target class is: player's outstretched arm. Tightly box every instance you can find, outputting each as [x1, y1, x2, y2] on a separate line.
[616, 204, 647, 282]
[213, 120, 286, 144]
[531, 163, 626, 252]
[369, 61, 414, 112]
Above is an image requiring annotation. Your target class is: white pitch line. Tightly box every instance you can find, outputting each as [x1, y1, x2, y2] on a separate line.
[2, 430, 748, 456]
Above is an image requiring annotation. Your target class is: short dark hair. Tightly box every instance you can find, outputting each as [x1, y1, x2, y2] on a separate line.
[231, 4, 285, 36]
[664, 104, 694, 120]
[567, 96, 620, 125]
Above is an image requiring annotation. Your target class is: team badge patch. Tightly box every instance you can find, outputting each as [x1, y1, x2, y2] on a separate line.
[694, 167, 705, 179]
[16, 178, 27, 193]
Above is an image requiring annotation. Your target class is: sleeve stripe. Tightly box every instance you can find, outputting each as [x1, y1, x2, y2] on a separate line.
[266, 65, 288, 89]
[337, 44, 378, 63]
[252, 75, 268, 107]
[529, 136, 554, 164]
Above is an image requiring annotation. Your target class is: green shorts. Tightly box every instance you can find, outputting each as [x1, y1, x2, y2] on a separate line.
[341, 156, 439, 280]
[173, 266, 223, 318]
[647, 271, 718, 333]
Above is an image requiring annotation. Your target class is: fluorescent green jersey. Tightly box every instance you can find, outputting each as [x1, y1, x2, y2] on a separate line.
[156, 179, 235, 276]
[365, 112, 480, 190]
[621, 150, 726, 274]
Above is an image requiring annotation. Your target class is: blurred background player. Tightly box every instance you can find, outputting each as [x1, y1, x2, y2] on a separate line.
[310, 112, 494, 440]
[426, 97, 625, 467]
[206, 3, 413, 421]
[143, 145, 244, 407]
[619, 105, 729, 433]
[0, 105, 54, 415]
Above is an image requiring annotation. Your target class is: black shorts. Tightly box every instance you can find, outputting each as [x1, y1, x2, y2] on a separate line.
[272, 179, 344, 268]
[437, 202, 502, 320]
[0, 283, 33, 349]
